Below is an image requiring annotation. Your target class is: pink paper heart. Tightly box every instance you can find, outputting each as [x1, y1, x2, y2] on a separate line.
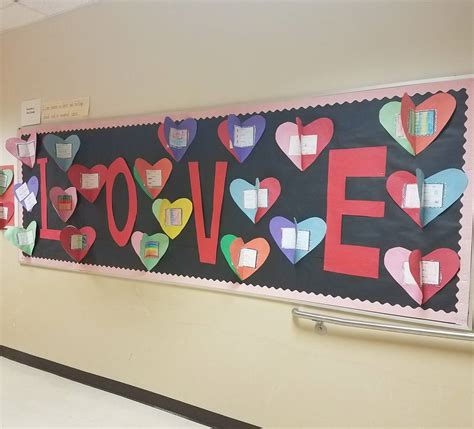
[131, 231, 143, 256]
[5, 134, 37, 168]
[49, 186, 78, 222]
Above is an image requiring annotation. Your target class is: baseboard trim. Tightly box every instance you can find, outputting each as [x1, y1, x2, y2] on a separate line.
[0, 345, 260, 429]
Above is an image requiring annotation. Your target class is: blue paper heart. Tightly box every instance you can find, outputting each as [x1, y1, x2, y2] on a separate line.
[422, 168, 468, 226]
[229, 178, 258, 222]
[269, 216, 326, 264]
[43, 134, 81, 172]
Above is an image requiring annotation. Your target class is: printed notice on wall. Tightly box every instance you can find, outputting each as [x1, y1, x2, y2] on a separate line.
[42, 97, 90, 122]
[20, 99, 41, 126]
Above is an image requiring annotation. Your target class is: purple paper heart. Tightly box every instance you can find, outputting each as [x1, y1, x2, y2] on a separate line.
[227, 114, 266, 163]
[269, 216, 297, 263]
[14, 176, 39, 211]
[163, 117, 197, 162]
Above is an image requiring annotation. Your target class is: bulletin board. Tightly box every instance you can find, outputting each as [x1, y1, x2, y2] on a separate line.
[14, 77, 474, 328]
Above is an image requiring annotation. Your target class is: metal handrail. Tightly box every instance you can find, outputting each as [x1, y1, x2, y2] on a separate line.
[292, 308, 474, 341]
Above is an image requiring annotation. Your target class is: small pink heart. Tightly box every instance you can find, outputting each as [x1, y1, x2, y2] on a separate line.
[5, 134, 37, 168]
[49, 186, 78, 222]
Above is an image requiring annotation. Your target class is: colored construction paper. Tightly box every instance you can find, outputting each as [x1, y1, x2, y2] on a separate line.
[14, 176, 38, 212]
[4, 221, 37, 255]
[275, 117, 334, 170]
[400, 92, 456, 155]
[43, 134, 81, 172]
[269, 216, 327, 264]
[5, 134, 37, 167]
[152, 198, 193, 239]
[59, 225, 96, 262]
[67, 164, 108, 203]
[131, 231, 170, 271]
[157, 117, 197, 162]
[229, 236, 270, 280]
[229, 177, 281, 223]
[0, 201, 14, 229]
[133, 158, 173, 199]
[386, 168, 468, 227]
[49, 186, 78, 222]
[384, 247, 460, 305]
[379, 101, 414, 155]
[218, 114, 266, 163]
[0, 168, 14, 196]
[220, 234, 239, 276]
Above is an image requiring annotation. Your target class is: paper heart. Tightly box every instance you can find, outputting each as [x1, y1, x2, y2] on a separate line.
[275, 117, 334, 171]
[269, 216, 327, 264]
[229, 177, 280, 223]
[379, 101, 414, 155]
[386, 168, 468, 227]
[157, 117, 197, 162]
[4, 221, 37, 255]
[49, 186, 78, 222]
[131, 231, 170, 271]
[400, 92, 456, 155]
[384, 247, 460, 305]
[133, 158, 173, 199]
[5, 134, 36, 167]
[152, 198, 193, 239]
[43, 134, 81, 172]
[60, 225, 96, 262]
[218, 114, 266, 163]
[220, 234, 239, 276]
[67, 164, 108, 203]
[14, 176, 39, 212]
[0, 201, 14, 229]
[0, 168, 14, 195]
[229, 236, 270, 280]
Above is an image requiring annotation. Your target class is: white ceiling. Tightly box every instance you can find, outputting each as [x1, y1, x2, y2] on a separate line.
[0, 0, 96, 33]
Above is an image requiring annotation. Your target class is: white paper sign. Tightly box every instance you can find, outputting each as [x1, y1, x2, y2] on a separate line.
[169, 128, 188, 148]
[23, 192, 37, 211]
[56, 143, 73, 159]
[243, 188, 268, 209]
[301, 135, 318, 155]
[146, 169, 162, 188]
[21, 98, 41, 126]
[17, 230, 34, 246]
[238, 248, 258, 268]
[15, 183, 30, 201]
[81, 173, 99, 190]
[257, 188, 268, 208]
[0, 206, 8, 220]
[395, 113, 406, 138]
[70, 234, 86, 250]
[0, 173, 7, 188]
[281, 228, 310, 251]
[17, 141, 35, 158]
[403, 184, 444, 208]
[288, 136, 302, 156]
[234, 126, 255, 148]
[403, 261, 440, 286]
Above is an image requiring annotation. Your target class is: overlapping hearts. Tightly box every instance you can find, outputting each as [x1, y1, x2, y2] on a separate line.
[5, 134, 37, 167]
[152, 198, 193, 239]
[14, 176, 39, 212]
[133, 158, 172, 199]
[158, 117, 197, 162]
[60, 225, 96, 262]
[0, 201, 14, 229]
[49, 186, 78, 222]
[131, 231, 169, 271]
[4, 221, 37, 255]
[67, 164, 107, 203]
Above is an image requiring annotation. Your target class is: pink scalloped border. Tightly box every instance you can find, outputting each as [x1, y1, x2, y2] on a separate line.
[17, 77, 474, 328]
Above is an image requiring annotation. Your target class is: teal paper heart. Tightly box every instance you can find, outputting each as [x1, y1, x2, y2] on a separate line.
[131, 231, 169, 271]
[4, 221, 37, 255]
[43, 134, 81, 172]
[379, 101, 415, 155]
[0, 168, 14, 196]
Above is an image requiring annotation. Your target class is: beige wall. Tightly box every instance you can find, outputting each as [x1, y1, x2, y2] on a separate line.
[1, 1, 473, 427]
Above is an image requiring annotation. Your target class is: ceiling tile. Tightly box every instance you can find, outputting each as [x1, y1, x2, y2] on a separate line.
[19, 0, 94, 16]
[0, 3, 43, 32]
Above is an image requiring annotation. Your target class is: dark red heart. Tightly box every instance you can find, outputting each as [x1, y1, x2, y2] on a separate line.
[60, 225, 96, 262]
[0, 201, 14, 229]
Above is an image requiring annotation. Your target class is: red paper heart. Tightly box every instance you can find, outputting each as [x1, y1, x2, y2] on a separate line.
[408, 249, 422, 288]
[217, 120, 240, 162]
[134, 158, 172, 199]
[255, 178, 281, 223]
[400, 92, 456, 154]
[67, 164, 107, 203]
[60, 225, 96, 262]
[386, 171, 421, 226]
[0, 201, 14, 229]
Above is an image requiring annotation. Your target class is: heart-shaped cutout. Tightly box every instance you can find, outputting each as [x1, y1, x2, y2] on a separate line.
[229, 177, 280, 223]
[220, 234, 239, 276]
[131, 231, 170, 271]
[49, 186, 78, 222]
[60, 225, 96, 262]
[229, 236, 270, 280]
[0, 201, 14, 229]
[4, 221, 37, 255]
[43, 134, 81, 172]
[14, 176, 39, 212]
[386, 168, 468, 227]
[275, 117, 334, 171]
[152, 198, 193, 239]
[384, 247, 460, 305]
[400, 92, 456, 155]
[0, 168, 14, 196]
[67, 164, 108, 203]
[379, 101, 415, 155]
[269, 216, 327, 264]
[157, 117, 197, 162]
[5, 134, 36, 168]
[133, 158, 173, 199]
[218, 114, 266, 163]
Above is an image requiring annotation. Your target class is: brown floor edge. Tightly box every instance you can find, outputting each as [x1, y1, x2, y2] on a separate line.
[0, 345, 260, 429]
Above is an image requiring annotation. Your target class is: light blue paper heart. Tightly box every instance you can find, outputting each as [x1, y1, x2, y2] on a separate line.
[43, 134, 81, 172]
[422, 168, 468, 226]
[229, 178, 258, 222]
